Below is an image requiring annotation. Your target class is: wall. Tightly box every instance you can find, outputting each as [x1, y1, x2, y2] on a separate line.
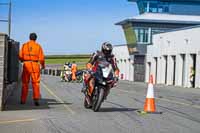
[113, 45, 134, 81]
[146, 26, 200, 88]
[0, 33, 7, 110]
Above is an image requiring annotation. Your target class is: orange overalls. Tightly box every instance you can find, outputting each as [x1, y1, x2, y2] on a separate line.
[19, 40, 45, 103]
[71, 63, 77, 80]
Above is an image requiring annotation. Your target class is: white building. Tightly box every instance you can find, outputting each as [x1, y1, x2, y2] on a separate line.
[116, 0, 200, 83]
[113, 45, 134, 81]
[146, 25, 200, 88]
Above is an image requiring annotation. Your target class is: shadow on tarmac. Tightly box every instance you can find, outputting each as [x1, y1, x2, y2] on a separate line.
[3, 87, 72, 111]
[97, 101, 139, 112]
[99, 107, 138, 112]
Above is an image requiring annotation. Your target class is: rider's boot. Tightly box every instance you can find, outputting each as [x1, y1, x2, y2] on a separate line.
[81, 82, 87, 93]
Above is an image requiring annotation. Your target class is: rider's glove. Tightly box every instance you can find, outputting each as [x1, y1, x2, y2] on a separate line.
[86, 63, 92, 70]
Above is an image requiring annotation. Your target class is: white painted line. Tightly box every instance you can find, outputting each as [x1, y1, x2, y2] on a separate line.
[41, 81, 75, 114]
[0, 118, 37, 125]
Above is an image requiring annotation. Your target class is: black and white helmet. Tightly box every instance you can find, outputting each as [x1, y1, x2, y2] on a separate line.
[101, 42, 113, 56]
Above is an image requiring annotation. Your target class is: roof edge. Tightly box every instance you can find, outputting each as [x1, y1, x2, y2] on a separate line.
[154, 24, 200, 35]
[115, 18, 200, 26]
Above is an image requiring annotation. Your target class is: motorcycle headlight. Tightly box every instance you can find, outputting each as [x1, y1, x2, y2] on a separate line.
[102, 81, 106, 85]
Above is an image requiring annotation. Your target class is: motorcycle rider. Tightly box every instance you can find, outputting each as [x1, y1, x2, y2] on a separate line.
[82, 42, 119, 100]
[64, 62, 69, 70]
[71, 61, 78, 81]
[61, 62, 72, 81]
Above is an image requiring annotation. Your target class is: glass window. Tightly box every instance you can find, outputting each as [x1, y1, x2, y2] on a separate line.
[163, 6, 169, 12]
[143, 2, 148, 12]
[137, 1, 169, 14]
[158, 7, 163, 13]
[139, 29, 144, 42]
[148, 1, 169, 13]
[149, 2, 158, 13]
[159, 3, 169, 13]
[134, 28, 149, 44]
[144, 29, 148, 42]
[138, 1, 148, 14]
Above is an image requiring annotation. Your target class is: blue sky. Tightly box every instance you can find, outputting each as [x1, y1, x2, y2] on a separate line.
[0, 0, 138, 55]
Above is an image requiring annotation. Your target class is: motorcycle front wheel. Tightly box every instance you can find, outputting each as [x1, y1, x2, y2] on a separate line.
[92, 88, 104, 112]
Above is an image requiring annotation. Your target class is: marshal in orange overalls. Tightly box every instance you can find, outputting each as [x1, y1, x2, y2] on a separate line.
[71, 63, 77, 81]
[19, 39, 45, 104]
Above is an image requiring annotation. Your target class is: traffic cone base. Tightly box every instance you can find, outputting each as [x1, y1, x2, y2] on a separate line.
[144, 98, 156, 112]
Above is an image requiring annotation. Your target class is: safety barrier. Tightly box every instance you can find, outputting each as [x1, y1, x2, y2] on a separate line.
[41, 69, 61, 77]
[0, 33, 19, 111]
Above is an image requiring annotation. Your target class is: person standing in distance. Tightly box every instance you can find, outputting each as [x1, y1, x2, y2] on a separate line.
[19, 33, 45, 106]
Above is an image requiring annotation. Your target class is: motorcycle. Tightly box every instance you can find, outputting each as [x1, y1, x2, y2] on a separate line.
[60, 68, 72, 82]
[83, 58, 117, 112]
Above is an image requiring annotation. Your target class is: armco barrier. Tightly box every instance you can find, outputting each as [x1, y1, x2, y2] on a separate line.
[56, 70, 61, 76]
[42, 69, 61, 77]
[52, 69, 55, 76]
[44, 69, 48, 75]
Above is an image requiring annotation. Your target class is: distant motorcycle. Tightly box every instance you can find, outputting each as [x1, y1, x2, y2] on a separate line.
[76, 70, 83, 83]
[61, 69, 83, 82]
[83, 58, 117, 112]
[60, 69, 72, 82]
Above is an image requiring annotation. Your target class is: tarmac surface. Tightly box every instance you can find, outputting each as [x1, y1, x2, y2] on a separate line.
[0, 75, 200, 133]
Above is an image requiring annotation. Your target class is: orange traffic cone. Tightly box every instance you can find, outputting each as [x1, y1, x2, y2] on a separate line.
[144, 75, 156, 113]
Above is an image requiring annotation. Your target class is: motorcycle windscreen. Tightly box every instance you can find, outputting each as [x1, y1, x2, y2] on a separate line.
[102, 64, 112, 78]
